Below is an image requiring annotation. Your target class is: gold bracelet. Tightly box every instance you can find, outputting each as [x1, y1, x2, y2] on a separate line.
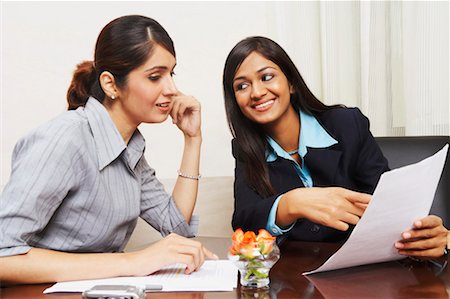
[177, 169, 202, 180]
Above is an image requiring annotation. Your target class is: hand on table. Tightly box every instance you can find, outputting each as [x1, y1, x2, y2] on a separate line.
[127, 233, 218, 276]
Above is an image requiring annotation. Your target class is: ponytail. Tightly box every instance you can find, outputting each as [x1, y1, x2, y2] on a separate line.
[66, 61, 103, 110]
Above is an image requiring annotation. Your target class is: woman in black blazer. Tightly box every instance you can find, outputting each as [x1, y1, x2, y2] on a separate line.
[222, 36, 447, 259]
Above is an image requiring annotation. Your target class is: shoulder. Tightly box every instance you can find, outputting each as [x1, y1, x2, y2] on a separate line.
[14, 109, 90, 159]
[317, 107, 367, 126]
[314, 107, 372, 148]
[315, 107, 369, 134]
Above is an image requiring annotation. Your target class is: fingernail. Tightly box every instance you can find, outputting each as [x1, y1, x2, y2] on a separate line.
[395, 242, 404, 248]
[403, 232, 411, 239]
[414, 221, 422, 228]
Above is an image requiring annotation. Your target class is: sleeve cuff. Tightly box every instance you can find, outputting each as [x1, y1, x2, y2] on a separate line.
[266, 195, 295, 236]
[0, 245, 32, 257]
[189, 214, 199, 236]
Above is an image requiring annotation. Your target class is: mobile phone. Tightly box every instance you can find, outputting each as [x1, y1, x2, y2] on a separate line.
[82, 284, 146, 299]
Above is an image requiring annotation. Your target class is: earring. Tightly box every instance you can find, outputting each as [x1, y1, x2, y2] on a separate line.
[111, 95, 116, 100]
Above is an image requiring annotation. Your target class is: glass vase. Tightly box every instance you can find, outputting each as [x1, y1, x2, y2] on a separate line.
[228, 242, 280, 289]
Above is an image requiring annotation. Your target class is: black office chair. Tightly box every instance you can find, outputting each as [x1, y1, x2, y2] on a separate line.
[375, 136, 450, 228]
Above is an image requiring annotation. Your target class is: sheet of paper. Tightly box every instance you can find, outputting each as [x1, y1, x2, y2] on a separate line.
[44, 260, 237, 293]
[304, 144, 448, 275]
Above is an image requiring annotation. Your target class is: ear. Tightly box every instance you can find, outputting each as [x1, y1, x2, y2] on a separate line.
[99, 71, 118, 99]
[289, 84, 295, 94]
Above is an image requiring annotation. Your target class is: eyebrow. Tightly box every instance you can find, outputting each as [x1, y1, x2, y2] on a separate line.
[144, 63, 177, 73]
[233, 66, 274, 82]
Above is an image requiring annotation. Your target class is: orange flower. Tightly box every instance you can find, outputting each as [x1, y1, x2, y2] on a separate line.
[229, 228, 276, 258]
[229, 228, 244, 255]
[242, 231, 257, 244]
[232, 228, 244, 242]
[256, 229, 276, 255]
[240, 231, 258, 258]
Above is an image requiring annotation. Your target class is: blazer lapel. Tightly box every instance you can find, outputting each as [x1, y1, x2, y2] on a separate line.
[305, 146, 342, 186]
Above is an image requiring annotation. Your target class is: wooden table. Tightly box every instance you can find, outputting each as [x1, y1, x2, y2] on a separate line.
[1, 236, 449, 298]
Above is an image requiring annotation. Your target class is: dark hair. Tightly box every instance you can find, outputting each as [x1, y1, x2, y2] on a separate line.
[223, 36, 341, 197]
[67, 15, 175, 110]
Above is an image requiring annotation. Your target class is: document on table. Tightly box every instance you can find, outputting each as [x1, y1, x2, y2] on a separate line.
[304, 144, 448, 275]
[44, 260, 237, 294]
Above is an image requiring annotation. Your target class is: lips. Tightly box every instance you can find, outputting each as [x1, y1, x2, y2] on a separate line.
[253, 99, 275, 112]
[156, 102, 170, 108]
[155, 101, 171, 113]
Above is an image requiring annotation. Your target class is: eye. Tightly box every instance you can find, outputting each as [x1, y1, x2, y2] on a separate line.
[262, 74, 274, 82]
[235, 82, 249, 91]
[148, 74, 161, 81]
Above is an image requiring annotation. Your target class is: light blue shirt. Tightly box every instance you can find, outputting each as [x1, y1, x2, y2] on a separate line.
[266, 110, 338, 236]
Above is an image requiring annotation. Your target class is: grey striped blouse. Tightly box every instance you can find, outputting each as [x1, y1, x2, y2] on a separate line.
[0, 98, 194, 256]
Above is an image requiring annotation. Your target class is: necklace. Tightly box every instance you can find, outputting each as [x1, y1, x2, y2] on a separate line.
[287, 149, 298, 155]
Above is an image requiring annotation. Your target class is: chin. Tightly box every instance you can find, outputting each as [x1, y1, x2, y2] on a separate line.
[143, 114, 170, 124]
[249, 115, 278, 125]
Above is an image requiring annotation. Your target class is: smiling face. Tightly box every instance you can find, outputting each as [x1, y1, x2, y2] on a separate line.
[233, 51, 295, 128]
[116, 44, 177, 127]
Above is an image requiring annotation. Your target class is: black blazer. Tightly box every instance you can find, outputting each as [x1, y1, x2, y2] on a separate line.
[232, 107, 389, 242]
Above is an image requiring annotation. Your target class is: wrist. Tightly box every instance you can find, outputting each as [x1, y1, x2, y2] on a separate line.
[277, 191, 299, 226]
[177, 169, 201, 180]
[121, 252, 138, 276]
[184, 134, 202, 145]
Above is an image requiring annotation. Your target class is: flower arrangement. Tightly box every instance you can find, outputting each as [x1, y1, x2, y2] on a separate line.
[229, 228, 276, 258]
[228, 228, 280, 288]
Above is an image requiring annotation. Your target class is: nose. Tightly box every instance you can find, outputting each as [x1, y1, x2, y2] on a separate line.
[162, 75, 177, 97]
[250, 81, 267, 100]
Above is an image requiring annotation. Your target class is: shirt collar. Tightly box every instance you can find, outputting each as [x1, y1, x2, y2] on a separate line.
[126, 130, 146, 170]
[266, 109, 338, 162]
[84, 97, 145, 170]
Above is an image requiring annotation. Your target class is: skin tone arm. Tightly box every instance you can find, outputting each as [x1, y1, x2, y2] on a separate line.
[276, 187, 447, 258]
[102, 73, 201, 224]
[170, 93, 202, 223]
[276, 186, 370, 231]
[1, 233, 218, 285]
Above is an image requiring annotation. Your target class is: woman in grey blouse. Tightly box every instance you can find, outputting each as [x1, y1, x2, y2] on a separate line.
[0, 15, 217, 284]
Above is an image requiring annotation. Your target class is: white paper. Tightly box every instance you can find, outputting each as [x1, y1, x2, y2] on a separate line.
[304, 144, 448, 275]
[44, 260, 237, 293]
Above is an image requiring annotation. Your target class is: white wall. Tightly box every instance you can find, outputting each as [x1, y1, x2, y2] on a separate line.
[2, 1, 448, 188]
[1, 1, 291, 186]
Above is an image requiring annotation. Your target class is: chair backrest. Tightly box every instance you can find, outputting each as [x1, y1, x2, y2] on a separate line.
[375, 136, 450, 227]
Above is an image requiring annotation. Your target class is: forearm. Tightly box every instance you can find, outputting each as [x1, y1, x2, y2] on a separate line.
[276, 188, 322, 226]
[277, 187, 372, 232]
[172, 135, 202, 223]
[276, 189, 302, 227]
[0, 248, 132, 285]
